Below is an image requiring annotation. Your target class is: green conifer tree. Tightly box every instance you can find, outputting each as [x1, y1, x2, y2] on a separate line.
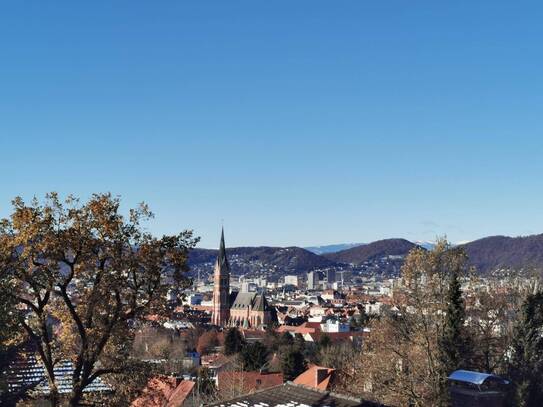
[240, 342, 269, 371]
[280, 348, 307, 381]
[439, 269, 467, 372]
[508, 292, 543, 407]
[294, 333, 306, 353]
[224, 328, 244, 355]
[438, 268, 468, 405]
[279, 332, 294, 347]
[317, 334, 332, 350]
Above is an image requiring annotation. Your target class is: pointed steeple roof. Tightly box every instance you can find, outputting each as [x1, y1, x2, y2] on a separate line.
[216, 227, 230, 271]
[252, 293, 270, 312]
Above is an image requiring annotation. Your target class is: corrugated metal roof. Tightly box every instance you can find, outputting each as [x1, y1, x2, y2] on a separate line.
[6, 351, 111, 395]
[448, 370, 509, 385]
[206, 382, 383, 407]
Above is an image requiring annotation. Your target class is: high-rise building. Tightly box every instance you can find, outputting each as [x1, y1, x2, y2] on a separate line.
[307, 271, 319, 290]
[325, 269, 336, 284]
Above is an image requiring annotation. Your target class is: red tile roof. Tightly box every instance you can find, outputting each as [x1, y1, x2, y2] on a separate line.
[131, 376, 195, 407]
[276, 321, 322, 335]
[294, 364, 335, 390]
[218, 371, 284, 394]
[191, 305, 213, 312]
[167, 380, 196, 407]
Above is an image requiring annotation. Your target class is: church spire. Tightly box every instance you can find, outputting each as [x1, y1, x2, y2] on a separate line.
[212, 227, 230, 326]
[217, 227, 229, 270]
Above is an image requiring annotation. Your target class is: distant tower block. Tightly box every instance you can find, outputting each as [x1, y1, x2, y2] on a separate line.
[307, 270, 319, 290]
[325, 269, 336, 283]
[212, 228, 231, 326]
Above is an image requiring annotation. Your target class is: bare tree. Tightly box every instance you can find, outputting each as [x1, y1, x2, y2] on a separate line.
[351, 240, 470, 407]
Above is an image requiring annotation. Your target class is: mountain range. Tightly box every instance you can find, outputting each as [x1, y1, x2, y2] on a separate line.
[323, 239, 417, 265]
[189, 234, 543, 276]
[460, 234, 543, 274]
[304, 243, 364, 255]
[188, 246, 335, 275]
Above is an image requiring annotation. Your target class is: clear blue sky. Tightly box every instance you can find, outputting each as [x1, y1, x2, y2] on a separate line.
[1, 2, 542, 248]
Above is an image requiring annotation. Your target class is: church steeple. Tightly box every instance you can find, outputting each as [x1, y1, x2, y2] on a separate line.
[217, 227, 229, 271]
[212, 228, 231, 326]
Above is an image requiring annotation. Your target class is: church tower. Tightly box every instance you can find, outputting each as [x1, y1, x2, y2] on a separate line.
[212, 228, 231, 326]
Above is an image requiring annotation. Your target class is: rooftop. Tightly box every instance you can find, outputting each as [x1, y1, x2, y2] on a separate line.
[218, 371, 284, 395]
[131, 376, 195, 407]
[448, 370, 510, 386]
[293, 365, 335, 390]
[206, 382, 383, 407]
[5, 352, 110, 396]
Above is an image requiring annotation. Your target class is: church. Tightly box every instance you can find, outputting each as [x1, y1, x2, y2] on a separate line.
[211, 229, 275, 329]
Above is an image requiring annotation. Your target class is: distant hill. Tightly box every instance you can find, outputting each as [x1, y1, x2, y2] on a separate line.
[189, 246, 336, 275]
[304, 243, 365, 255]
[462, 234, 543, 274]
[189, 234, 543, 277]
[323, 238, 418, 265]
[415, 241, 437, 250]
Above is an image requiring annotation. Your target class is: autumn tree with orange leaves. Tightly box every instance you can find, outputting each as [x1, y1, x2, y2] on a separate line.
[0, 193, 198, 406]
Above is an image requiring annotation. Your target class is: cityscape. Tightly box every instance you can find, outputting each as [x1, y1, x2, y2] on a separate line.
[1, 211, 541, 407]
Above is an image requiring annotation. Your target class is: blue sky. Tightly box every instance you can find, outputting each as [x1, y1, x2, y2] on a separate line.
[1, 2, 542, 248]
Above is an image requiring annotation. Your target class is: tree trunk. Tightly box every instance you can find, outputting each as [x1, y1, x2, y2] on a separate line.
[49, 387, 59, 407]
[69, 384, 83, 407]
[48, 378, 60, 407]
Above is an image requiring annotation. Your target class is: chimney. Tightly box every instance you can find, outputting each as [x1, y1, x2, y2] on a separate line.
[316, 368, 328, 385]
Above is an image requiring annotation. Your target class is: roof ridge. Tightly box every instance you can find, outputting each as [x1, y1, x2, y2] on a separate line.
[208, 382, 286, 404]
[204, 381, 370, 407]
[285, 381, 364, 403]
